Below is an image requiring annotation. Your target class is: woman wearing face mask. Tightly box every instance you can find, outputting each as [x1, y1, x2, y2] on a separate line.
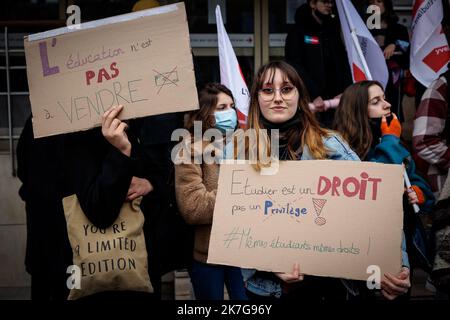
[174, 83, 247, 300]
[285, 0, 352, 128]
[241, 61, 360, 301]
[333, 81, 434, 300]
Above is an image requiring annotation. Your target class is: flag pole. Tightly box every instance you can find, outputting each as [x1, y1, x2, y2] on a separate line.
[340, 0, 373, 80]
[403, 168, 421, 214]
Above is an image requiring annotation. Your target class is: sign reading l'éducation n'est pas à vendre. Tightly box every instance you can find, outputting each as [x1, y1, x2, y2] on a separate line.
[24, 2, 198, 138]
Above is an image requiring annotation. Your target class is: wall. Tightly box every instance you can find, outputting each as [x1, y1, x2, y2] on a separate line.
[0, 153, 30, 299]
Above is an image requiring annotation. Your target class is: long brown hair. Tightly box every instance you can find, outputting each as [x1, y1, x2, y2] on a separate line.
[333, 80, 383, 159]
[185, 83, 234, 134]
[247, 61, 329, 170]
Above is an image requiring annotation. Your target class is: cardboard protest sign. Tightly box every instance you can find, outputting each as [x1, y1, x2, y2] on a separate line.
[208, 160, 404, 281]
[24, 3, 198, 138]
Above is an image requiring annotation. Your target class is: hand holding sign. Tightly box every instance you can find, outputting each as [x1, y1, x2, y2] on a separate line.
[275, 262, 304, 283]
[101, 105, 131, 156]
[24, 3, 199, 138]
[381, 267, 411, 300]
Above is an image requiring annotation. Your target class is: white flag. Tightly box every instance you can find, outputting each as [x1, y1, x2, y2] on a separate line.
[410, 0, 450, 87]
[336, 0, 388, 88]
[216, 5, 249, 127]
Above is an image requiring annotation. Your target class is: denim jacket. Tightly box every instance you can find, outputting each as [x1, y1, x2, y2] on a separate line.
[242, 133, 410, 298]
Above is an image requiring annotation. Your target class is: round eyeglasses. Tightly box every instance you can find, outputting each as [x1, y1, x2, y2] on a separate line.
[258, 86, 297, 102]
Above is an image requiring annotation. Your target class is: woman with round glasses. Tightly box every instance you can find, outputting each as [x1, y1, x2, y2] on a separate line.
[241, 61, 360, 301]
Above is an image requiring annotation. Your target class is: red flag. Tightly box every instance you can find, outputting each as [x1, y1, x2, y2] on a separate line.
[410, 0, 450, 86]
[336, 0, 388, 88]
[216, 5, 249, 128]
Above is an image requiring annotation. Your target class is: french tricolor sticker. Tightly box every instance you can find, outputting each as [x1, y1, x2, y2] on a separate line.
[304, 35, 320, 45]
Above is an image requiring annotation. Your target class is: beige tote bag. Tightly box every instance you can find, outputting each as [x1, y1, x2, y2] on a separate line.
[63, 194, 153, 300]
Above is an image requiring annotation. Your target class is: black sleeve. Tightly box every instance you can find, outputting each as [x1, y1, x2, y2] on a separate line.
[129, 114, 182, 200]
[126, 128, 168, 201]
[65, 130, 134, 229]
[285, 25, 321, 99]
[387, 23, 410, 69]
[396, 24, 410, 69]
[140, 143, 173, 200]
[16, 116, 32, 201]
[385, 23, 409, 48]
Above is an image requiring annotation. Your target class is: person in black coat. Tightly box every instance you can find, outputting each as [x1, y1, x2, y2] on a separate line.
[18, 105, 148, 300]
[17, 116, 70, 300]
[128, 112, 188, 299]
[17, 105, 179, 300]
[285, 0, 352, 128]
[368, 0, 410, 120]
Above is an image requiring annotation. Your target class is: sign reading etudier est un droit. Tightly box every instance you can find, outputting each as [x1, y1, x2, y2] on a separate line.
[208, 160, 404, 281]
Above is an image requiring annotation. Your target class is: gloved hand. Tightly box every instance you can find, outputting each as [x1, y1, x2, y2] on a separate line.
[407, 185, 425, 205]
[381, 113, 401, 138]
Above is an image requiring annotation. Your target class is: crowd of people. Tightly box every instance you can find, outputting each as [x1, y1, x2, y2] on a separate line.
[16, 0, 450, 301]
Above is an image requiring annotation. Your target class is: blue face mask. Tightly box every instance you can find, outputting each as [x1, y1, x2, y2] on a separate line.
[214, 108, 237, 134]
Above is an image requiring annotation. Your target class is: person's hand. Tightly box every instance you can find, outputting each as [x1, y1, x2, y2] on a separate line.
[127, 177, 154, 201]
[275, 263, 304, 283]
[324, 98, 340, 110]
[384, 44, 396, 59]
[406, 185, 425, 205]
[312, 96, 326, 112]
[380, 113, 401, 138]
[101, 105, 131, 156]
[381, 267, 410, 300]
